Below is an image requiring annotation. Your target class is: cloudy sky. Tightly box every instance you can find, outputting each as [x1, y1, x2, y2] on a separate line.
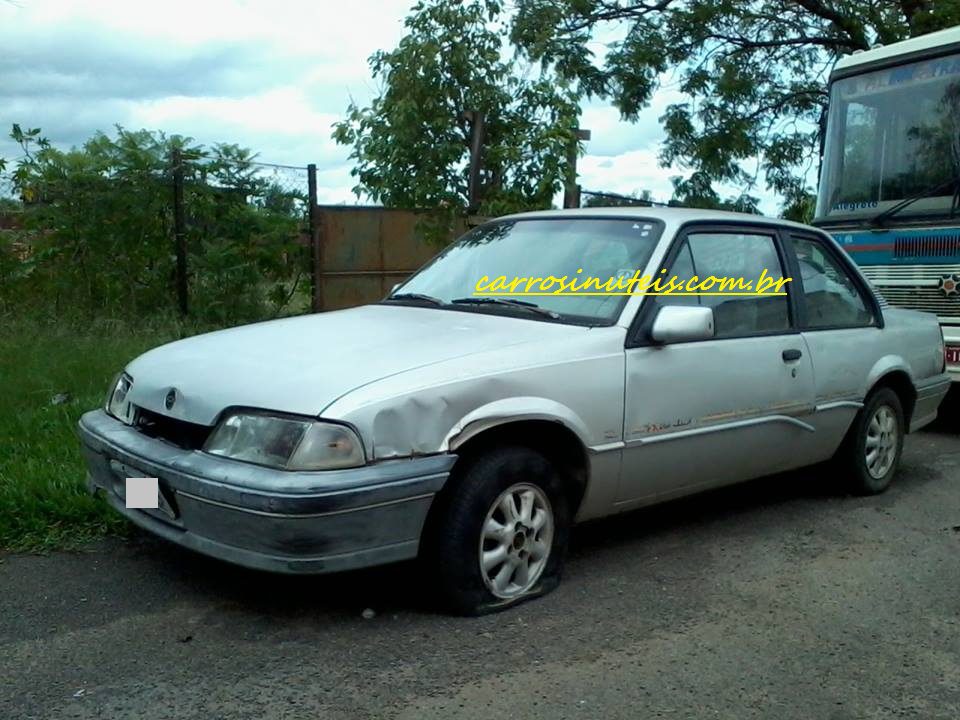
[0, 0, 777, 209]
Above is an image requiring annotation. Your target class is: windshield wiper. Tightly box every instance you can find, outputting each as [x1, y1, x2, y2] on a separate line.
[867, 176, 960, 227]
[451, 297, 560, 319]
[383, 292, 446, 306]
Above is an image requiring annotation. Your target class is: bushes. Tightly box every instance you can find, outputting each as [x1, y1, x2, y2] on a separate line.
[0, 127, 312, 549]
[2, 126, 308, 322]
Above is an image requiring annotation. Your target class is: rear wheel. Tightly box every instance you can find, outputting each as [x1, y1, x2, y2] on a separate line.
[424, 446, 570, 615]
[835, 387, 905, 495]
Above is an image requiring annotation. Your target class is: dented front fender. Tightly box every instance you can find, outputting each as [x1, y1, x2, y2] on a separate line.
[321, 328, 627, 462]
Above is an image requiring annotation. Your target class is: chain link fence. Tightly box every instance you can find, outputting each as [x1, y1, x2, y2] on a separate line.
[0, 172, 20, 230]
[0, 153, 320, 321]
[235, 160, 314, 315]
[0, 173, 15, 200]
[170, 156, 317, 318]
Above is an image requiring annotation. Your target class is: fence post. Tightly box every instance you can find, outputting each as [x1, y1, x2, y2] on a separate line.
[172, 149, 189, 316]
[307, 163, 323, 312]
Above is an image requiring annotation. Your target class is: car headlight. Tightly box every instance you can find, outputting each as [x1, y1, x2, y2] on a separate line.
[105, 372, 134, 424]
[203, 412, 365, 470]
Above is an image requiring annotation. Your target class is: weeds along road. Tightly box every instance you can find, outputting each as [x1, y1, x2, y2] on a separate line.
[2, 418, 960, 720]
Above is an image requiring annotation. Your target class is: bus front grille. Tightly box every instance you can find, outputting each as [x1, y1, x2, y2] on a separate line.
[859, 264, 960, 323]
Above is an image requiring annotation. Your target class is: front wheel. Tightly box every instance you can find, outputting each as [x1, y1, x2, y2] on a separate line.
[423, 446, 570, 615]
[479, 482, 555, 600]
[835, 387, 905, 495]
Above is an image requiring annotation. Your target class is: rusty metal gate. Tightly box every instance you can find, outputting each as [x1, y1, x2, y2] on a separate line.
[310, 207, 477, 311]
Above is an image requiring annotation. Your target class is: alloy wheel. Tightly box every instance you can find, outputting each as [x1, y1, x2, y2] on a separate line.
[865, 404, 899, 480]
[478, 483, 554, 599]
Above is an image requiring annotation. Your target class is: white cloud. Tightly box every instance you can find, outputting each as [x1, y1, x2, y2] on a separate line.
[0, 0, 411, 201]
[578, 86, 686, 158]
[0, 0, 784, 213]
[578, 149, 678, 203]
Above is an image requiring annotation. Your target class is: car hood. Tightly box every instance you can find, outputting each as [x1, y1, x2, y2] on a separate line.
[124, 304, 585, 426]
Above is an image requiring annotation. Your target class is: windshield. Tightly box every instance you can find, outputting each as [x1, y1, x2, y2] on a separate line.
[389, 217, 663, 325]
[816, 50, 960, 223]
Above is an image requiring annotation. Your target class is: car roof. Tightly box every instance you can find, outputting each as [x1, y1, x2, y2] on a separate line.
[496, 206, 819, 233]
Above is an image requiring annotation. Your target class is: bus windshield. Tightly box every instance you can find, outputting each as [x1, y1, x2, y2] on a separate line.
[816, 51, 960, 223]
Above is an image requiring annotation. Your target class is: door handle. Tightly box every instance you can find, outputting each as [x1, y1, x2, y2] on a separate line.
[782, 348, 803, 362]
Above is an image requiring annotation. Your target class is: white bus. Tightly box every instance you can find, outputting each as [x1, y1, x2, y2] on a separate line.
[814, 25, 960, 379]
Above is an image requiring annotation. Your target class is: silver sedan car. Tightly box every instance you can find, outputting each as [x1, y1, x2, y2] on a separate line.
[79, 208, 950, 614]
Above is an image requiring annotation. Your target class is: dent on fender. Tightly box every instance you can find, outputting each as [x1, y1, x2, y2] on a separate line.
[368, 377, 512, 458]
[371, 393, 458, 458]
[443, 397, 593, 451]
[368, 379, 593, 459]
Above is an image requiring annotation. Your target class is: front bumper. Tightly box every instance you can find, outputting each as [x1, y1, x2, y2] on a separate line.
[79, 410, 455, 574]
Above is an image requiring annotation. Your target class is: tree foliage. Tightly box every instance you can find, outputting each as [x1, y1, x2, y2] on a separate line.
[510, 0, 960, 217]
[332, 0, 580, 230]
[1, 126, 306, 320]
[668, 172, 761, 214]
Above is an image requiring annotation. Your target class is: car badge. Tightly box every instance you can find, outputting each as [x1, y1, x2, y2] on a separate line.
[937, 274, 960, 298]
[164, 388, 178, 410]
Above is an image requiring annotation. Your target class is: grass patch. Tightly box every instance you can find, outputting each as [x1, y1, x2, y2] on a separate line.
[0, 315, 223, 551]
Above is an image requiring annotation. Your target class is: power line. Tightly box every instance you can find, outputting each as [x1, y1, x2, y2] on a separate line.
[580, 189, 671, 207]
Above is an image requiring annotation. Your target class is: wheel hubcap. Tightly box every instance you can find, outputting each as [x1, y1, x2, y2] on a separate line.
[479, 483, 554, 599]
[865, 404, 898, 480]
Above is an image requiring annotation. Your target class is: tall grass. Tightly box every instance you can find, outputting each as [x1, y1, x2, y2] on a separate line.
[0, 315, 219, 550]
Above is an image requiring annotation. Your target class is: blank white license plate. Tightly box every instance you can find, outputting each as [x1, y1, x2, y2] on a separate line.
[125, 477, 159, 508]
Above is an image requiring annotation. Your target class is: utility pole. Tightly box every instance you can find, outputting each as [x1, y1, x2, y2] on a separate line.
[464, 111, 486, 213]
[563, 128, 591, 209]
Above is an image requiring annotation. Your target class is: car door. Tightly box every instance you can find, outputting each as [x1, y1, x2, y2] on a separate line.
[617, 225, 816, 507]
[783, 232, 885, 462]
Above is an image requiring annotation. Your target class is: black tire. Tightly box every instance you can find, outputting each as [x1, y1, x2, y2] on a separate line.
[422, 445, 571, 615]
[835, 387, 905, 495]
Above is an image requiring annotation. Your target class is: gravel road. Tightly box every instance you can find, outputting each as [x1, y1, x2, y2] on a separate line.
[3, 420, 959, 719]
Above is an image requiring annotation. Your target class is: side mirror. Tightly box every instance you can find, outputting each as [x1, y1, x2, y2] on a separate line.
[650, 305, 715, 344]
[391, 283, 401, 294]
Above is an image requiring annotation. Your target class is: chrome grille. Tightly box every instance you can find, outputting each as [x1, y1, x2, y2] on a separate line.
[859, 264, 960, 322]
[134, 407, 212, 450]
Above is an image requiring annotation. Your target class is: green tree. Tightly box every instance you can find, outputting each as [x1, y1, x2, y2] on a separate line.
[4, 126, 305, 320]
[668, 171, 761, 214]
[333, 0, 580, 235]
[510, 0, 960, 216]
